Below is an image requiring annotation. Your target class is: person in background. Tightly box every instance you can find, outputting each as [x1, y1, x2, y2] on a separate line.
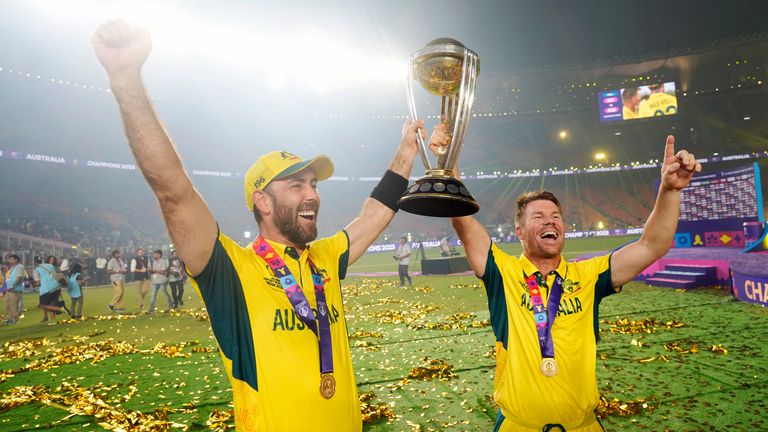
[59, 255, 70, 277]
[621, 87, 641, 120]
[2, 255, 25, 324]
[147, 249, 171, 313]
[67, 263, 87, 319]
[394, 236, 412, 287]
[35, 255, 68, 323]
[106, 250, 126, 313]
[168, 250, 185, 308]
[130, 247, 150, 309]
[95, 255, 108, 285]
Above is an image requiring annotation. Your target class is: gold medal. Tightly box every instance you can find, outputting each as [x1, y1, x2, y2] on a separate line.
[320, 373, 336, 399]
[540, 358, 558, 377]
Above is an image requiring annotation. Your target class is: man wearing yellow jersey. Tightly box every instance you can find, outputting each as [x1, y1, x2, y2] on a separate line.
[430, 127, 701, 431]
[93, 20, 423, 431]
[620, 87, 640, 120]
[638, 84, 678, 118]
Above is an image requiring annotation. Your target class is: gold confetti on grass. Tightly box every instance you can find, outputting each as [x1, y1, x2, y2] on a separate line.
[638, 355, 670, 363]
[408, 312, 490, 331]
[483, 347, 497, 360]
[710, 344, 728, 354]
[206, 408, 235, 430]
[342, 279, 398, 298]
[167, 308, 210, 321]
[0, 338, 53, 360]
[596, 395, 656, 418]
[377, 297, 405, 304]
[369, 302, 440, 324]
[353, 341, 382, 351]
[408, 357, 456, 382]
[664, 342, 701, 354]
[348, 330, 385, 339]
[0, 383, 189, 431]
[636, 341, 728, 363]
[359, 391, 396, 423]
[0, 339, 214, 382]
[601, 318, 685, 335]
[663, 342, 727, 355]
[449, 282, 482, 289]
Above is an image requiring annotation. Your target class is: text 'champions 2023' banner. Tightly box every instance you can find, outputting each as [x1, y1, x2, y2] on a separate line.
[731, 270, 768, 307]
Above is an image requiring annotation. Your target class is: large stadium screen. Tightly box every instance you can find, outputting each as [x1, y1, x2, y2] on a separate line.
[679, 165, 759, 222]
[671, 163, 763, 248]
[598, 81, 678, 122]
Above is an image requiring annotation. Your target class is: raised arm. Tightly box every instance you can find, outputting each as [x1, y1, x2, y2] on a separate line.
[451, 216, 491, 277]
[426, 123, 491, 276]
[610, 135, 701, 286]
[344, 120, 423, 264]
[92, 20, 216, 275]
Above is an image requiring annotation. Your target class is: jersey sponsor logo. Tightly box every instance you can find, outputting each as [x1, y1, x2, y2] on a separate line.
[561, 279, 581, 295]
[262, 265, 334, 291]
[273, 304, 341, 331]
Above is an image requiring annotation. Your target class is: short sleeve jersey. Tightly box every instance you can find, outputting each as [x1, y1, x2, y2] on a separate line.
[482, 243, 620, 429]
[189, 230, 360, 432]
[638, 93, 678, 118]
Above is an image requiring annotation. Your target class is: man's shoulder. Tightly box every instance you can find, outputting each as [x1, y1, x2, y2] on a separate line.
[567, 254, 611, 274]
[309, 231, 347, 251]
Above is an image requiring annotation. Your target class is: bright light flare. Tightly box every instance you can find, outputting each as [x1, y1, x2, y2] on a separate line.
[29, 0, 408, 91]
[594, 152, 606, 161]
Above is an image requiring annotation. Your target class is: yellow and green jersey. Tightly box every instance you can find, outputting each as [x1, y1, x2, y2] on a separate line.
[638, 93, 678, 118]
[483, 243, 619, 431]
[622, 105, 638, 120]
[190, 230, 361, 431]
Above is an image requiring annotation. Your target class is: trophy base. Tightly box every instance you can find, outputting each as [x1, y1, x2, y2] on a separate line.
[398, 175, 479, 217]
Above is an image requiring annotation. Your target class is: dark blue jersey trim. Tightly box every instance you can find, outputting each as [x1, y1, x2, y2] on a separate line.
[481, 244, 509, 349]
[195, 236, 258, 391]
[339, 230, 350, 280]
[593, 252, 620, 342]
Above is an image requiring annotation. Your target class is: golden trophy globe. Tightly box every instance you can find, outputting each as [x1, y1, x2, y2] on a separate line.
[398, 38, 480, 217]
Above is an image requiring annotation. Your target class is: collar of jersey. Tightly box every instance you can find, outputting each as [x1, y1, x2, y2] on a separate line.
[518, 253, 567, 281]
[254, 237, 312, 261]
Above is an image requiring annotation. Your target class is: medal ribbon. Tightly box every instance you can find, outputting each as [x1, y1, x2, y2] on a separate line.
[253, 236, 333, 375]
[525, 272, 564, 359]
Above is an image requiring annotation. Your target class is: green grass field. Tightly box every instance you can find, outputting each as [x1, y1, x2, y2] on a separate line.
[1, 236, 767, 431]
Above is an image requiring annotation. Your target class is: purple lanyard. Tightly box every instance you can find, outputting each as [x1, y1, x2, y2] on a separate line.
[253, 236, 333, 375]
[525, 272, 563, 359]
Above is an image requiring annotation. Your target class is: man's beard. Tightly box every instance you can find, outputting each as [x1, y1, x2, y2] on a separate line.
[272, 200, 318, 246]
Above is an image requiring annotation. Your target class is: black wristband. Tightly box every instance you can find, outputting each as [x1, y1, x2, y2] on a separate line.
[370, 170, 409, 212]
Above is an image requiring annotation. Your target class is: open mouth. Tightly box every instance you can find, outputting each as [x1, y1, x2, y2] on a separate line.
[298, 210, 316, 222]
[540, 231, 559, 240]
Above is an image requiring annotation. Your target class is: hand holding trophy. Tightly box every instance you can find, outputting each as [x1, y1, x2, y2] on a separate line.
[398, 38, 480, 217]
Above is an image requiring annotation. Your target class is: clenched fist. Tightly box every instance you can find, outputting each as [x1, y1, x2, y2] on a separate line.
[92, 19, 152, 78]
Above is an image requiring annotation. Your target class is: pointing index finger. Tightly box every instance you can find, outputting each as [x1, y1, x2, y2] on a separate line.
[664, 135, 675, 161]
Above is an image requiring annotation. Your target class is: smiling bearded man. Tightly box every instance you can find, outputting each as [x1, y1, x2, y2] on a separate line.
[428, 119, 702, 430]
[93, 19, 425, 431]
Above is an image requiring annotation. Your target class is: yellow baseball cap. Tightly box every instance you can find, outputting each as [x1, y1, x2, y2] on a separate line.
[243, 150, 334, 209]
